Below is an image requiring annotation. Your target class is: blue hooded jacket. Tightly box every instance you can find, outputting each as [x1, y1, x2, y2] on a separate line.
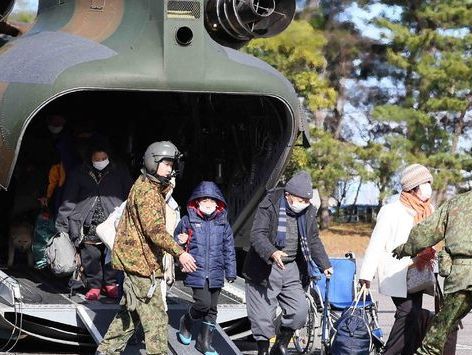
[174, 181, 237, 288]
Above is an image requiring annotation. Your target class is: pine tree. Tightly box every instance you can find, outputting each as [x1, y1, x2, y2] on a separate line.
[372, 0, 472, 204]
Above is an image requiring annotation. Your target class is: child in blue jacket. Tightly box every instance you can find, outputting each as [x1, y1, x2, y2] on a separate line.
[175, 181, 237, 355]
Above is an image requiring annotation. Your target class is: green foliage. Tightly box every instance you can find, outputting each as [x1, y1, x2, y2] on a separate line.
[372, 0, 472, 201]
[287, 128, 365, 198]
[356, 141, 402, 196]
[8, 11, 36, 23]
[245, 20, 337, 111]
[417, 1, 472, 29]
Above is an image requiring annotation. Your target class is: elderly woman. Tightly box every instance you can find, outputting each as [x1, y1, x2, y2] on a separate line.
[359, 164, 435, 355]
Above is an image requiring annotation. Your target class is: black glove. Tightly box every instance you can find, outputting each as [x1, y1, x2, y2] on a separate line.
[392, 245, 405, 259]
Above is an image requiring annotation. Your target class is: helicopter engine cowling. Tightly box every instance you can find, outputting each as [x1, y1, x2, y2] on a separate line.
[204, 0, 295, 49]
[0, 0, 15, 22]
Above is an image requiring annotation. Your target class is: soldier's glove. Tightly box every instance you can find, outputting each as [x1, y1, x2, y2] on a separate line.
[392, 244, 405, 260]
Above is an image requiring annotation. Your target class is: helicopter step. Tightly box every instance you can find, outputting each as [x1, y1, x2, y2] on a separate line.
[0, 268, 247, 353]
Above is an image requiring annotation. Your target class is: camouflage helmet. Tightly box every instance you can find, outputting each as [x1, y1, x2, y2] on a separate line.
[143, 141, 181, 175]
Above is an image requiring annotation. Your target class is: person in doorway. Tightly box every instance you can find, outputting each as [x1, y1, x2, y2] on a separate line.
[55, 144, 132, 300]
[175, 181, 237, 355]
[359, 163, 436, 355]
[13, 113, 76, 221]
[243, 171, 333, 355]
[37, 114, 78, 212]
[97, 141, 197, 355]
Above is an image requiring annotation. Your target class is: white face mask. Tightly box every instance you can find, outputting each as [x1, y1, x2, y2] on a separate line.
[93, 159, 109, 171]
[288, 201, 310, 213]
[418, 183, 432, 201]
[199, 205, 216, 215]
[48, 125, 63, 134]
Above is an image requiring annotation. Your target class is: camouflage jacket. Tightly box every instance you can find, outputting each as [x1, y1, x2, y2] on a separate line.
[112, 176, 183, 277]
[394, 191, 472, 294]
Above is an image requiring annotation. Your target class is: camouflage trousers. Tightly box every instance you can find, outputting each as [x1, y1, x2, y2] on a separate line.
[416, 290, 472, 355]
[97, 273, 168, 355]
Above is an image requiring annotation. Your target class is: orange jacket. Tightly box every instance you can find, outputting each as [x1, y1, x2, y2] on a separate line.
[46, 163, 66, 199]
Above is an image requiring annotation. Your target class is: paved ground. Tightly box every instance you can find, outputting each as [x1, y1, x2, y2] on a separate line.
[372, 286, 472, 355]
[241, 259, 472, 354]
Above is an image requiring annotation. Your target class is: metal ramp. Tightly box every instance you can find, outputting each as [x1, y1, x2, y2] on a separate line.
[78, 304, 242, 354]
[0, 268, 246, 353]
[167, 307, 242, 355]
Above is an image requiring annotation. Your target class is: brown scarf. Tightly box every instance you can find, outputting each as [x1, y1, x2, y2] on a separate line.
[400, 191, 435, 270]
[400, 191, 433, 224]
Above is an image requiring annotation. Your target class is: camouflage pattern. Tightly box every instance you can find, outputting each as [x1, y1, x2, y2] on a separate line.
[97, 272, 168, 355]
[112, 176, 183, 278]
[0, 0, 302, 192]
[393, 190, 472, 294]
[416, 290, 472, 355]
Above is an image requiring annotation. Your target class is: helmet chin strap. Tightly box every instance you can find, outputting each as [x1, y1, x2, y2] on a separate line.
[141, 167, 174, 186]
[156, 174, 171, 185]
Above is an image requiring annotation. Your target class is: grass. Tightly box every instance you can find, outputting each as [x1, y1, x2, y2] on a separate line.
[320, 222, 373, 257]
[320, 222, 445, 257]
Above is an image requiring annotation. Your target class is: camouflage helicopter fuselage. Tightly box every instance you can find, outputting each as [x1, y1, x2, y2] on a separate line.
[0, 0, 307, 241]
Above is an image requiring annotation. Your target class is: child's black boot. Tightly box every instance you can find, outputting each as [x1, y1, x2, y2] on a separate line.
[195, 321, 218, 355]
[177, 312, 194, 345]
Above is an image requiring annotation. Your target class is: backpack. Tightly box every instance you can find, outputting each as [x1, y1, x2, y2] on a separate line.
[331, 287, 372, 355]
[45, 231, 78, 277]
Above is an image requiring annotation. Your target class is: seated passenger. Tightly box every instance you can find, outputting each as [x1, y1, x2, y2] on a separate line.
[55, 144, 132, 300]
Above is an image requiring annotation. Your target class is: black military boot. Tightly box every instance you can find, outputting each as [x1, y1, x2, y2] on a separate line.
[177, 312, 194, 345]
[257, 339, 270, 355]
[269, 327, 294, 355]
[195, 321, 218, 355]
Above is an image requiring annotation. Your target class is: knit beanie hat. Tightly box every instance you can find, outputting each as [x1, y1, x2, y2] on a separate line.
[285, 171, 313, 199]
[400, 164, 433, 191]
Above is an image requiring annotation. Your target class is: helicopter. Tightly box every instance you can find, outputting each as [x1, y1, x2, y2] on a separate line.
[0, 0, 309, 350]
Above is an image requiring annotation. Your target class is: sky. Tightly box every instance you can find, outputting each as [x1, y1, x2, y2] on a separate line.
[12, 0, 38, 14]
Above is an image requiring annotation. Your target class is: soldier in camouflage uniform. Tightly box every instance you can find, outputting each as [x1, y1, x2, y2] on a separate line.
[97, 141, 197, 355]
[393, 190, 472, 355]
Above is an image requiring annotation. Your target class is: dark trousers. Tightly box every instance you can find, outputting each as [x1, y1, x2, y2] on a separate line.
[384, 292, 423, 355]
[79, 243, 118, 289]
[190, 280, 221, 323]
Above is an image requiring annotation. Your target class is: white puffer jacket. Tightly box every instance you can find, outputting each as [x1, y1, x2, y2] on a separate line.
[359, 200, 416, 298]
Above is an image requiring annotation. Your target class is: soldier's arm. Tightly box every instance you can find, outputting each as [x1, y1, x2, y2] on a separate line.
[136, 186, 183, 258]
[397, 201, 449, 258]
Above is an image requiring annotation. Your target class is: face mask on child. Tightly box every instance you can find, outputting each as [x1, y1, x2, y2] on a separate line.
[199, 205, 216, 215]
